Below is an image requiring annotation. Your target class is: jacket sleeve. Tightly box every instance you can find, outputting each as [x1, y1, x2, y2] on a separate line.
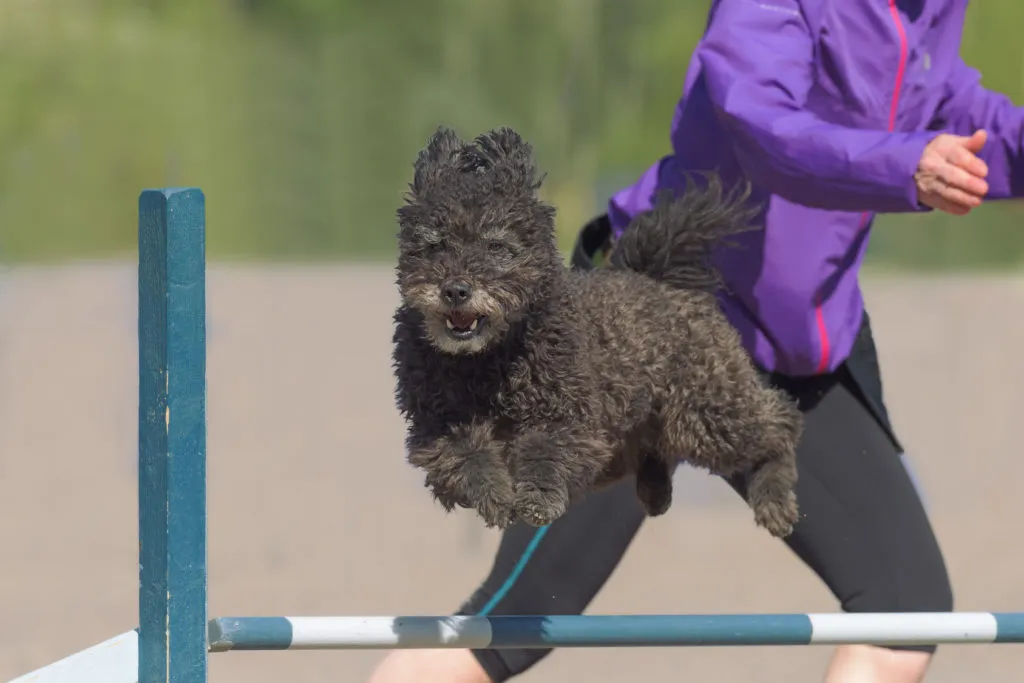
[929, 57, 1024, 200]
[697, 0, 938, 213]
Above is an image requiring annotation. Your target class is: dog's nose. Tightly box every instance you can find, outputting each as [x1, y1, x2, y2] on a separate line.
[442, 279, 473, 306]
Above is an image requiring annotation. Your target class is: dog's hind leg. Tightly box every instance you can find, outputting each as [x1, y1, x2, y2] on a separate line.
[745, 451, 800, 538]
[735, 389, 802, 537]
[656, 382, 802, 538]
[636, 452, 674, 516]
[509, 426, 615, 527]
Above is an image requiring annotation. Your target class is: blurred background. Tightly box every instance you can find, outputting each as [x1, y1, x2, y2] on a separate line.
[1, 1, 1023, 682]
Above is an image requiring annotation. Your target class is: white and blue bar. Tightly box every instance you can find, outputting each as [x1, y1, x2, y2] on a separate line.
[13, 613, 1024, 682]
[207, 613, 1024, 651]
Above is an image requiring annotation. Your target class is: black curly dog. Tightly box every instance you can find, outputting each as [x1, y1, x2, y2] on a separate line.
[391, 126, 803, 538]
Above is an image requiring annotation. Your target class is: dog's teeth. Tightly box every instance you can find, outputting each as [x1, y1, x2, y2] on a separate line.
[445, 318, 455, 330]
[469, 318, 478, 331]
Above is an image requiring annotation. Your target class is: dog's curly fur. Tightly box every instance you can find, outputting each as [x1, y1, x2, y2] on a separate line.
[391, 126, 803, 537]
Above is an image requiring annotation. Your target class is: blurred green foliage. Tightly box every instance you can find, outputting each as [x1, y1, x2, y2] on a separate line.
[0, 0, 1021, 267]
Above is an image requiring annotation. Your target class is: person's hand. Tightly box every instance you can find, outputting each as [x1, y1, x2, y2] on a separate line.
[914, 130, 990, 215]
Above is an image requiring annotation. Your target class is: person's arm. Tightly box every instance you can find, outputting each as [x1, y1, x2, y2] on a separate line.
[696, 0, 939, 213]
[929, 58, 1024, 200]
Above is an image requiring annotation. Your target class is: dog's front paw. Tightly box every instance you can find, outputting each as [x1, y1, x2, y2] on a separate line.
[414, 422, 518, 527]
[472, 479, 516, 529]
[427, 484, 471, 513]
[424, 459, 515, 528]
[513, 482, 568, 527]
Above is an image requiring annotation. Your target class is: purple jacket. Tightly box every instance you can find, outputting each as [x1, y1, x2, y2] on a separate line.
[608, 0, 1024, 376]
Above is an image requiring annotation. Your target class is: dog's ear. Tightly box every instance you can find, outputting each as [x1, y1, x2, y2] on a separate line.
[410, 126, 464, 195]
[472, 127, 545, 194]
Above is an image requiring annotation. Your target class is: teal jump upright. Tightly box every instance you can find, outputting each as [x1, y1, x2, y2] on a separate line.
[137, 188, 209, 683]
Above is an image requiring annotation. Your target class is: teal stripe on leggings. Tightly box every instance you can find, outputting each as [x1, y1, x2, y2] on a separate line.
[479, 525, 551, 616]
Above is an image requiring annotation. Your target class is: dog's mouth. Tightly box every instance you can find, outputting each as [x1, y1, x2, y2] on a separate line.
[444, 310, 486, 340]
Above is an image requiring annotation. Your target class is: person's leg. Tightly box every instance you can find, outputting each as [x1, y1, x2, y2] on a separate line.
[365, 475, 651, 683]
[728, 367, 952, 683]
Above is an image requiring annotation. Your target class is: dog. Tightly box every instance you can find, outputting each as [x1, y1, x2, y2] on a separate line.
[391, 126, 802, 538]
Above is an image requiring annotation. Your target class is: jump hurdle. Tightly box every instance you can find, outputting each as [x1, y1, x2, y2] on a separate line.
[9, 186, 1024, 683]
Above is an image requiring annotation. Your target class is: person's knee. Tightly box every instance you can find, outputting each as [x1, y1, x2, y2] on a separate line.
[841, 549, 953, 616]
[839, 554, 953, 658]
[845, 579, 953, 617]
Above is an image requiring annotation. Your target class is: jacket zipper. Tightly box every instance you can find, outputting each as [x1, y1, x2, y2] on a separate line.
[813, 0, 909, 374]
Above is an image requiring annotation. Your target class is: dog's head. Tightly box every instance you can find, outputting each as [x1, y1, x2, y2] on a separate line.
[395, 126, 560, 355]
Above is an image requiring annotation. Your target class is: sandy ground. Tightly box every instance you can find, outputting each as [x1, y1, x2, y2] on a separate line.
[1, 262, 1023, 682]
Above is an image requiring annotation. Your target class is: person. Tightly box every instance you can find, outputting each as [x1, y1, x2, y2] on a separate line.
[367, 0, 1024, 681]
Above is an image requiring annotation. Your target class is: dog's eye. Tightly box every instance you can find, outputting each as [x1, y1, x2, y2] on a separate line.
[422, 239, 447, 256]
[486, 241, 514, 257]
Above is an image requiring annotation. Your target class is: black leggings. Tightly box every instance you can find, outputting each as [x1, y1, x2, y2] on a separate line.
[456, 362, 953, 682]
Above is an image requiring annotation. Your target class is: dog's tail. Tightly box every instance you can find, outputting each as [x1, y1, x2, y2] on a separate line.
[607, 174, 761, 292]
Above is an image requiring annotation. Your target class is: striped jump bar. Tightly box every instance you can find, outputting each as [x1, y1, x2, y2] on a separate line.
[209, 613, 1024, 651]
